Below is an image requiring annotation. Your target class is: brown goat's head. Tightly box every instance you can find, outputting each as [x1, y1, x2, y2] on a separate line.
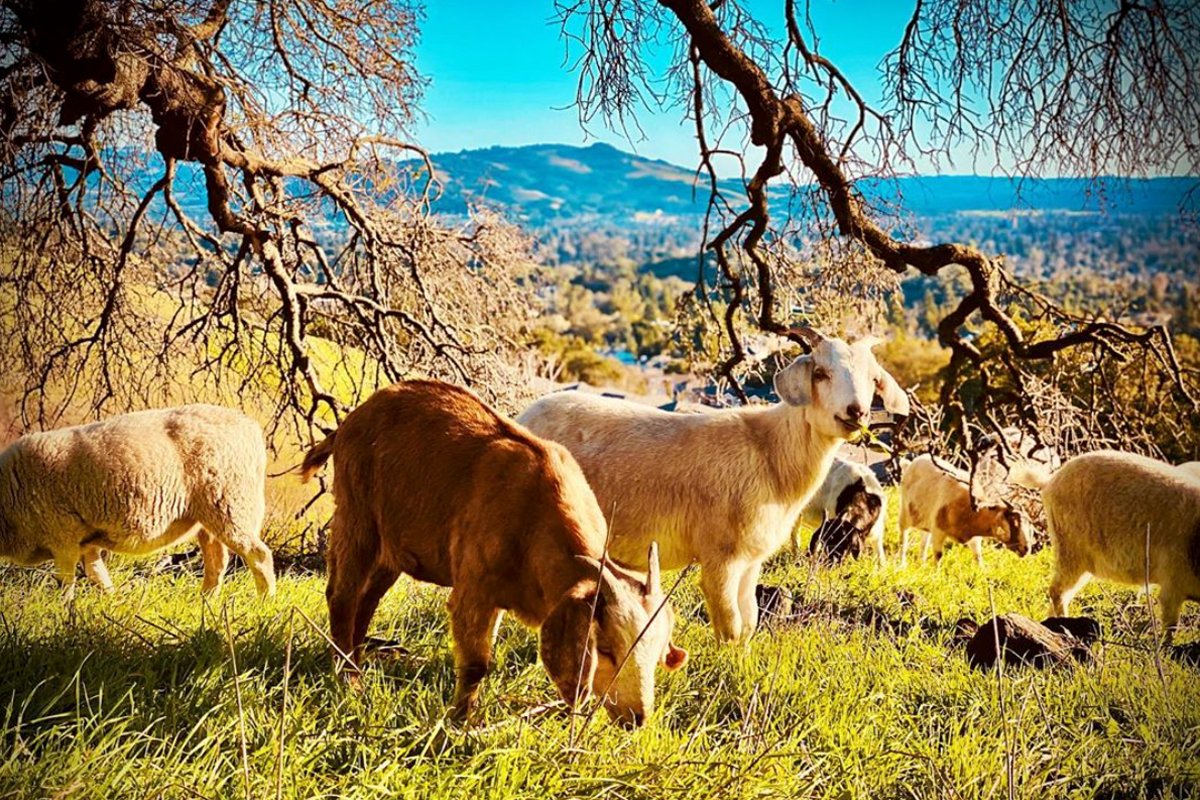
[539, 543, 687, 727]
[981, 504, 1034, 557]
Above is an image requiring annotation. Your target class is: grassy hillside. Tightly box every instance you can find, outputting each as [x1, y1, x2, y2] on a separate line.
[2, 494, 1198, 799]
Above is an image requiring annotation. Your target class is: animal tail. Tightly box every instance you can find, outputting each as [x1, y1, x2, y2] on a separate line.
[299, 432, 338, 482]
[1008, 460, 1052, 491]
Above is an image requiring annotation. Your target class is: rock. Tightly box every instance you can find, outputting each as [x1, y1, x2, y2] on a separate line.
[951, 617, 980, 646]
[1171, 641, 1200, 668]
[966, 613, 1096, 670]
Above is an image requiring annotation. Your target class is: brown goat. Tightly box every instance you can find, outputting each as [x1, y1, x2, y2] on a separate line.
[899, 455, 1033, 567]
[301, 380, 687, 726]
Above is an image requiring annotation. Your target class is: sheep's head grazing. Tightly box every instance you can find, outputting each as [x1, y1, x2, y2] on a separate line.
[539, 543, 687, 727]
[810, 479, 883, 563]
[774, 329, 910, 441]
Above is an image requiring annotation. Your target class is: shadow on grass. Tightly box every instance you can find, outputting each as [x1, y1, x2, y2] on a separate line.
[0, 599, 465, 754]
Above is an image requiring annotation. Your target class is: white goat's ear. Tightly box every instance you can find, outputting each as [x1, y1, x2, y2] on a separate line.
[774, 356, 813, 406]
[873, 367, 910, 415]
[856, 336, 883, 351]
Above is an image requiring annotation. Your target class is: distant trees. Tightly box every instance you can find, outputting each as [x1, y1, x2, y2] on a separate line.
[559, 0, 1199, 457]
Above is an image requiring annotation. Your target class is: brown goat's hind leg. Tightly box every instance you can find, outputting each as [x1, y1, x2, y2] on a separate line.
[447, 590, 500, 723]
[326, 556, 371, 673]
[352, 564, 401, 655]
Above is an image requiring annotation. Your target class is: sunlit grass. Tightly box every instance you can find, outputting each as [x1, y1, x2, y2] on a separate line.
[2, 494, 1199, 799]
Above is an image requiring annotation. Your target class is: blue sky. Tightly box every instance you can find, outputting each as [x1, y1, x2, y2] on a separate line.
[415, 1, 919, 169]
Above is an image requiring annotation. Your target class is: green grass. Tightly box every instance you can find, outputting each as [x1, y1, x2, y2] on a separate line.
[3, 498, 1200, 799]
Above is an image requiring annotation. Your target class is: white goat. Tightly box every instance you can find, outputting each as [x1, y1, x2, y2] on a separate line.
[1179, 461, 1200, 480]
[518, 329, 909, 642]
[899, 455, 1033, 567]
[0, 405, 275, 596]
[797, 457, 888, 563]
[1016, 450, 1200, 637]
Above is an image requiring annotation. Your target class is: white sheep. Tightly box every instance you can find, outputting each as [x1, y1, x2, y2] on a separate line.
[518, 329, 909, 642]
[1016, 450, 1200, 637]
[899, 454, 1033, 567]
[0, 404, 275, 596]
[797, 456, 888, 563]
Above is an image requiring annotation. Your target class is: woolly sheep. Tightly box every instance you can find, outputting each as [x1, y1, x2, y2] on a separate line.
[518, 329, 909, 643]
[300, 380, 687, 727]
[797, 457, 888, 563]
[1017, 450, 1200, 637]
[899, 454, 1032, 567]
[0, 404, 275, 596]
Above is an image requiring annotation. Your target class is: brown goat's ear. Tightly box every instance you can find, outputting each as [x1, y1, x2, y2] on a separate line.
[663, 642, 688, 672]
[540, 590, 600, 708]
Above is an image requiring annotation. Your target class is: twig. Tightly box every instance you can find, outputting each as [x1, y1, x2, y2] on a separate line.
[275, 609, 294, 800]
[222, 604, 252, 800]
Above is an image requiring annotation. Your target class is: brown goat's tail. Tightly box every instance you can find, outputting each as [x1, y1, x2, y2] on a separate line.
[299, 432, 337, 482]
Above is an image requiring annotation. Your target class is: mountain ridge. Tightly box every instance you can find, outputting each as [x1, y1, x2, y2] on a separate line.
[418, 142, 1196, 224]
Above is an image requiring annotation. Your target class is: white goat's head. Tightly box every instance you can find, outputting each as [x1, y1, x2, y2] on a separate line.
[540, 542, 687, 727]
[773, 328, 910, 440]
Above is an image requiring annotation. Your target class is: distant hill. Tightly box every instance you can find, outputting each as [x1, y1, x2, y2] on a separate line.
[419, 142, 715, 222]
[418, 142, 1197, 225]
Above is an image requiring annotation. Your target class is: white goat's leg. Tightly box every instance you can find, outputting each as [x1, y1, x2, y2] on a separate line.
[1157, 585, 1184, 644]
[931, 534, 947, 565]
[1048, 566, 1090, 618]
[919, 531, 934, 564]
[700, 560, 745, 644]
[212, 526, 276, 598]
[899, 528, 911, 568]
[81, 546, 114, 591]
[969, 537, 984, 567]
[54, 550, 79, 599]
[489, 611, 505, 647]
[736, 561, 763, 642]
[196, 528, 232, 595]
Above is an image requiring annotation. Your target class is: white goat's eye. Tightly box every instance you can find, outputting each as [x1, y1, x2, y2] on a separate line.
[813, 367, 830, 381]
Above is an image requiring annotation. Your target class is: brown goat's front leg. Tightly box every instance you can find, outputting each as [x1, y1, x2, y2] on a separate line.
[447, 590, 500, 723]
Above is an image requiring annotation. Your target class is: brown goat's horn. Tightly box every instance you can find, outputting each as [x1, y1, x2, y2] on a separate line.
[646, 542, 661, 597]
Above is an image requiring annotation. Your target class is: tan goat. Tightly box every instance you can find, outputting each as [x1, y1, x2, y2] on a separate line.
[301, 380, 687, 727]
[899, 455, 1032, 567]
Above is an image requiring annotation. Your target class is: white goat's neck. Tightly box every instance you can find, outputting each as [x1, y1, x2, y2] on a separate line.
[752, 403, 842, 504]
